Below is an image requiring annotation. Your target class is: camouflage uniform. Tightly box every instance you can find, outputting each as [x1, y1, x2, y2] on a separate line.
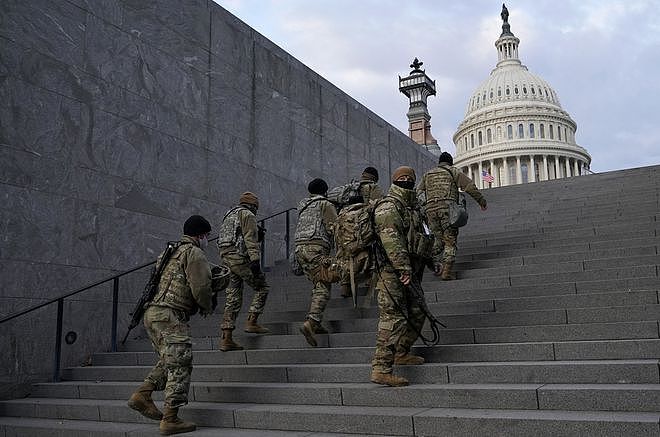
[143, 235, 212, 409]
[417, 163, 487, 267]
[372, 184, 432, 375]
[294, 195, 339, 323]
[217, 205, 269, 330]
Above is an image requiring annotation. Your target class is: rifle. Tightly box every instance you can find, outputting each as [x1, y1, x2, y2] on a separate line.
[121, 241, 182, 344]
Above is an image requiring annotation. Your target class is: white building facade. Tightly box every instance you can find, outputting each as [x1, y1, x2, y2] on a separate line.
[453, 6, 591, 189]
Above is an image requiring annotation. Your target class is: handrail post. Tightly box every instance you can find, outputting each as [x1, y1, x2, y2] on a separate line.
[260, 219, 266, 268]
[111, 277, 119, 352]
[54, 298, 64, 382]
[285, 209, 290, 260]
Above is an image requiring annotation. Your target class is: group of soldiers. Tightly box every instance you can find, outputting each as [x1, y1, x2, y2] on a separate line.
[127, 152, 487, 435]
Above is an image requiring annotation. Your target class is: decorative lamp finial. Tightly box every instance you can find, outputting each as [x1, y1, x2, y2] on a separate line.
[410, 58, 424, 73]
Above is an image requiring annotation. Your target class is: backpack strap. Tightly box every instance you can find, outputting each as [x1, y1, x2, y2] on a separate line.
[298, 197, 324, 216]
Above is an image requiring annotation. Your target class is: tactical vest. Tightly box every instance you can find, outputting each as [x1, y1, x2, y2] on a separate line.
[424, 166, 458, 203]
[295, 196, 331, 246]
[217, 206, 249, 252]
[152, 243, 197, 313]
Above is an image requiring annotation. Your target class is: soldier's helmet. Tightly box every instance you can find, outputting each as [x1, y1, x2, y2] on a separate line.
[211, 264, 231, 293]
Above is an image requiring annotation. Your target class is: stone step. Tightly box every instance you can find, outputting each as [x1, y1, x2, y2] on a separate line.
[61, 359, 660, 385]
[1, 399, 658, 436]
[121, 320, 660, 352]
[100, 339, 660, 367]
[29, 381, 660, 412]
[0, 416, 389, 437]
[198, 289, 660, 327]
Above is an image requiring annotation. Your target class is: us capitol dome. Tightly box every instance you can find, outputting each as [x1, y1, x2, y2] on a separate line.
[453, 4, 591, 188]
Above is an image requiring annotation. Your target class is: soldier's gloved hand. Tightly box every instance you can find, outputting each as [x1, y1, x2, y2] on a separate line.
[249, 260, 262, 276]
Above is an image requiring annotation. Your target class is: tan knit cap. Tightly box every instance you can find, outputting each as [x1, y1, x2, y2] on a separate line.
[391, 166, 416, 182]
[239, 191, 259, 207]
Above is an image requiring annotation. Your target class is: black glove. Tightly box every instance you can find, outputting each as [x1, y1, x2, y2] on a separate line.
[257, 225, 266, 242]
[249, 260, 262, 276]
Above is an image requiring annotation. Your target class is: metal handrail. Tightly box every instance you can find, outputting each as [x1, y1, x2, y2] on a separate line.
[259, 207, 296, 267]
[1, 206, 295, 382]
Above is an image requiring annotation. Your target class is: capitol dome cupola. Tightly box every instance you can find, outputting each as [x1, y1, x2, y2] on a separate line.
[495, 4, 521, 68]
[452, 4, 591, 188]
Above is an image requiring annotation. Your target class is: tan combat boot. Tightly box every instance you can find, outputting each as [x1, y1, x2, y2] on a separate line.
[370, 370, 409, 387]
[394, 353, 425, 365]
[127, 381, 162, 420]
[219, 329, 244, 351]
[244, 312, 271, 334]
[159, 407, 196, 435]
[299, 319, 318, 347]
[440, 262, 456, 281]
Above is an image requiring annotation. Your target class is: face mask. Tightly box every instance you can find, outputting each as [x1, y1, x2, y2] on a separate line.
[393, 180, 415, 190]
[198, 235, 208, 250]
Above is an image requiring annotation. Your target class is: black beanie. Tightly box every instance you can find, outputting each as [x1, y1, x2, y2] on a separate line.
[438, 152, 453, 165]
[362, 166, 379, 181]
[308, 178, 328, 195]
[183, 215, 211, 236]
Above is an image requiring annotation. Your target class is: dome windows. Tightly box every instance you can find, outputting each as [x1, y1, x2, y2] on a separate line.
[540, 124, 545, 138]
[490, 90, 493, 99]
[498, 88, 502, 97]
[514, 86, 519, 95]
[549, 124, 554, 139]
[531, 87, 536, 95]
[529, 123, 535, 138]
[487, 128, 492, 144]
[523, 86, 527, 94]
[478, 131, 483, 146]
[518, 123, 524, 138]
[507, 124, 513, 139]
[506, 87, 510, 96]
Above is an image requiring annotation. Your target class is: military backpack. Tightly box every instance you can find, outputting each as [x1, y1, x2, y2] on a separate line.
[327, 180, 364, 210]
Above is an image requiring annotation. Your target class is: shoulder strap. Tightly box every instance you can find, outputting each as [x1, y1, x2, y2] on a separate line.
[298, 197, 324, 216]
[222, 206, 246, 222]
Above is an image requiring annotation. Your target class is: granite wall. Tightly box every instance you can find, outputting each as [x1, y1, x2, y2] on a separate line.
[0, 0, 436, 397]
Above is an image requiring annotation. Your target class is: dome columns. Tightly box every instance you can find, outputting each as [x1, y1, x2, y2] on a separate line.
[460, 153, 589, 188]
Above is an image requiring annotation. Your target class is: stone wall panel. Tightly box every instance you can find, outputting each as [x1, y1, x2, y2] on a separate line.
[0, 0, 86, 69]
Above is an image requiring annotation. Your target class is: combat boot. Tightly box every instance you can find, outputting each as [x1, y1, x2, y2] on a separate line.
[340, 284, 352, 298]
[244, 312, 271, 334]
[315, 323, 329, 334]
[394, 353, 425, 365]
[370, 371, 409, 387]
[159, 407, 196, 435]
[219, 329, 243, 351]
[127, 381, 162, 420]
[299, 319, 318, 347]
[440, 262, 456, 281]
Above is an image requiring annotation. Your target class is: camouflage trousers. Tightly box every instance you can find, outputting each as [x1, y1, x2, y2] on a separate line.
[295, 243, 341, 323]
[371, 268, 426, 374]
[220, 252, 269, 330]
[143, 305, 193, 409]
[427, 206, 459, 265]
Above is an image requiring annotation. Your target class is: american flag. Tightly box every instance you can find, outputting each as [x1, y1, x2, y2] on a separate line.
[482, 170, 495, 183]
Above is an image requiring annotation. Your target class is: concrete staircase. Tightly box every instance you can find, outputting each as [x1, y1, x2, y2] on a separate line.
[1, 165, 659, 436]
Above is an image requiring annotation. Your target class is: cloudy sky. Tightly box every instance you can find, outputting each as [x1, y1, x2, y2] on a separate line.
[215, 0, 660, 173]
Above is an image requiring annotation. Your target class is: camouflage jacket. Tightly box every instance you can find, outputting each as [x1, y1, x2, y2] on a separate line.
[359, 179, 384, 203]
[294, 195, 337, 248]
[151, 235, 213, 315]
[374, 184, 430, 273]
[217, 205, 260, 262]
[417, 163, 487, 211]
